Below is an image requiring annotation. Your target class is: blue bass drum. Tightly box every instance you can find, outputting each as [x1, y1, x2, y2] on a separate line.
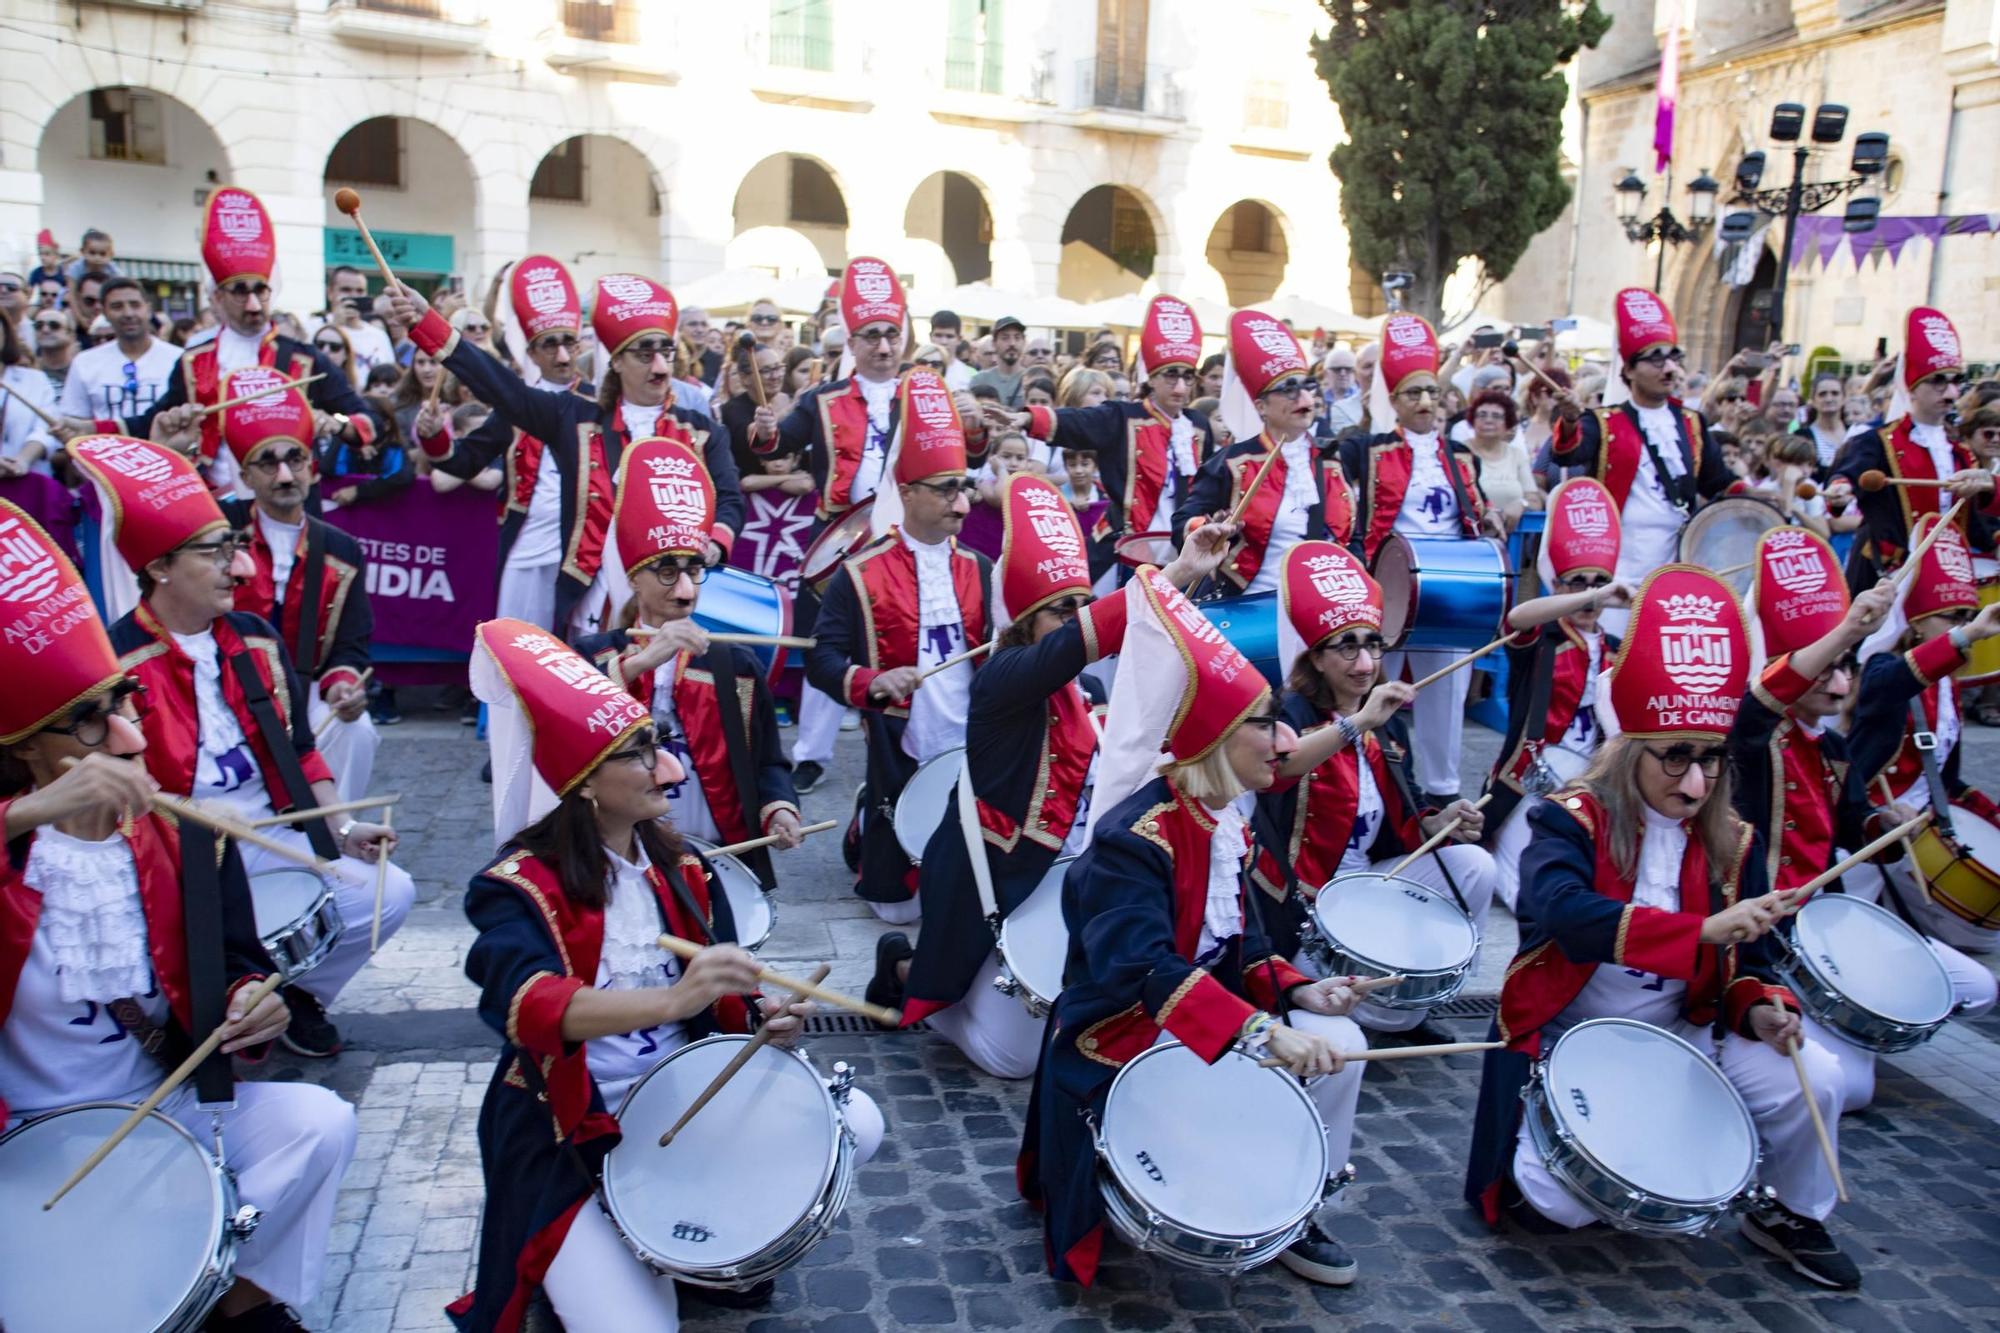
[1372, 534, 1514, 652]
[1194, 590, 1282, 688]
[693, 565, 796, 687]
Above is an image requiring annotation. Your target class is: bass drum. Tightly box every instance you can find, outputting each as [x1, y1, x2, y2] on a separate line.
[1372, 534, 1514, 652]
[1678, 496, 1785, 600]
[1959, 557, 2000, 685]
[1113, 530, 1176, 571]
[1910, 803, 2000, 931]
[799, 499, 875, 595]
[684, 837, 775, 952]
[1192, 590, 1281, 688]
[691, 565, 794, 688]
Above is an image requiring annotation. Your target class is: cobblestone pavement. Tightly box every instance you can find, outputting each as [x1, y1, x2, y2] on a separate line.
[256, 694, 2000, 1333]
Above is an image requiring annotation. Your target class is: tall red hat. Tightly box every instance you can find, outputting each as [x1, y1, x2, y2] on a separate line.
[473, 619, 653, 797]
[1606, 566, 1749, 742]
[1139, 295, 1202, 375]
[1747, 527, 1847, 664]
[1541, 477, 1622, 584]
[0, 502, 123, 745]
[998, 472, 1090, 622]
[200, 187, 276, 287]
[839, 256, 906, 335]
[1280, 541, 1382, 648]
[35, 229, 55, 251]
[592, 274, 678, 358]
[1904, 513, 1980, 621]
[614, 438, 714, 576]
[1140, 566, 1270, 762]
[1227, 310, 1307, 399]
[1614, 286, 1678, 362]
[1379, 312, 1441, 394]
[219, 367, 313, 467]
[510, 255, 582, 343]
[892, 368, 966, 485]
[69, 435, 228, 574]
[1903, 307, 1963, 390]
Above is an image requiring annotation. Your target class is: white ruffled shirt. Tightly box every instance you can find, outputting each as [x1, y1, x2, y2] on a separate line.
[852, 375, 897, 504]
[1616, 404, 1690, 589]
[1396, 429, 1461, 538]
[1911, 419, 1957, 483]
[1196, 798, 1251, 961]
[902, 530, 971, 764]
[1340, 730, 1386, 875]
[1556, 806, 1689, 1035]
[586, 843, 686, 1104]
[1246, 435, 1318, 595]
[173, 628, 272, 819]
[1554, 630, 1604, 759]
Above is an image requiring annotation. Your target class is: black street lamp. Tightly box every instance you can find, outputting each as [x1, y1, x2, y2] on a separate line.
[1614, 166, 1720, 290]
[1724, 102, 1888, 341]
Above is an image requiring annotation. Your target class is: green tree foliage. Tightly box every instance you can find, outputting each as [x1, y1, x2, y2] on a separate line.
[1314, 0, 1611, 324]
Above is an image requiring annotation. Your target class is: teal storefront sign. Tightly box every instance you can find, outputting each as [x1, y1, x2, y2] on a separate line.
[325, 228, 455, 275]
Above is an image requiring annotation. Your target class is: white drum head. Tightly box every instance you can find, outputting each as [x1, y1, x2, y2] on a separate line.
[0, 1105, 224, 1332]
[894, 748, 965, 864]
[1795, 894, 1954, 1025]
[1544, 1019, 1755, 1204]
[250, 868, 329, 939]
[1946, 804, 2000, 864]
[604, 1038, 839, 1270]
[1314, 874, 1477, 973]
[1102, 1043, 1325, 1236]
[689, 842, 773, 950]
[999, 856, 1072, 1005]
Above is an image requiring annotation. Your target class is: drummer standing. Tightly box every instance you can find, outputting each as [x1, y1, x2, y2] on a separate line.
[1547, 288, 1730, 639]
[453, 620, 881, 1333]
[574, 438, 803, 889]
[1337, 312, 1501, 804]
[1730, 527, 1995, 1111]
[808, 372, 987, 943]
[1464, 566, 1860, 1291]
[1252, 541, 1497, 1033]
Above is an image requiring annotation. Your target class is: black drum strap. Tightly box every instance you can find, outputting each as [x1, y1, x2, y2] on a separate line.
[1436, 437, 1482, 537]
[227, 649, 339, 861]
[1908, 696, 1956, 837]
[290, 523, 327, 680]
[701, 646, 774, 889]
[179, 820, 235, 1104]
[1241, 801, 1294, 1023]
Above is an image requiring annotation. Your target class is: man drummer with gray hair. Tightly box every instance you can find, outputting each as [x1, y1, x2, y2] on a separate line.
[1465, 566, 1860, 1291]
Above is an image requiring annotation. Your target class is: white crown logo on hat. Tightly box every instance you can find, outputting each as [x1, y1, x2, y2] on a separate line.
[1937, 532, 1975, 583]
[600, 275, 655, 307]
[0, 516, 62, 605]
[521, 265, 568, 314]
[1385, 315, 1428, 349]
[1769, 551, 1831, 597]
[1245, 318, 1293, 358]
[1568, 495, 1612, 537]
[1660, 594, 1733, 694]
[854, 267, 893, 305]
[1156, 302, 1195, 343]
[1621, 290, 1666, 324]
[1919, 314, 1961, 361]
[909, 382, 956, 428]
[1306, 554, 1368, 604]
[215, 194, 263, 243]
[85, 437, 177, 484]
[512, 629, 642, 722]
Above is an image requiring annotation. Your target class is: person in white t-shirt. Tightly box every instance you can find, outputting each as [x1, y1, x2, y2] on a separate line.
[54, 276, 180, 434]
[310, 265, 397, 377]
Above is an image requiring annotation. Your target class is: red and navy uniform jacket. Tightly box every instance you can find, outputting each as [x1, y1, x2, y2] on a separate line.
[902, 592, 1126, 1023]
[449, 844, 751, 1333]
[0, 804, 273, 1125]
[805, 531, 990, 904]
[110, 604, 334, 807]
[1023, 400, 1216, 542]
[124, 329, 385, 468]
[1548, 403, 1729, 519]
[1335, 428, 1488, 563]
[1831, 417, 2000, 588]
[1250, 694, 1428, 957]
[221, 498, 370, 692]
[1729, 656, 1885, 893]
[1462, 791, 1791, 1224]
[405, 309, 743, 633]
[1480, 621, 1619, 841]
[776, 376, 900, 521]
[1018, 776, 1312, 1285]
[1849, 634, 2000, 826]
[1174, 433, 1357, 589]
[575, 630, 800, 888]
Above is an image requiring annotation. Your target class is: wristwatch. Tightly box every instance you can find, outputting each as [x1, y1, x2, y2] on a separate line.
[336, 819, 357, 845]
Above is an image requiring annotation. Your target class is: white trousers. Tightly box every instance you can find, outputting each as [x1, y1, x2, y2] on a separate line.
[924, 953, 1046, 1079]
[306, 691, 379, 805]
[1512, 1027, 1844, 1225]
[1252, 971, 1368, 1190]
[1880, 858, 2000, 955]
[868, 897, 922, 926]
[792, 682, 846, 766]
[1302, 845, 1496, 1033]
[497, 560, 559, 633]
[1492, 750, 1592, 913]
[1383, 649, 1471, 798]
[163, 1080, 357, 1308]
[240, 827, 416, 1007]
[542, 1088, 883, 1333]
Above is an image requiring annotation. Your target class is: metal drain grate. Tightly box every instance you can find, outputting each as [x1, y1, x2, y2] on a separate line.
[1432, 995, 1501, 1019]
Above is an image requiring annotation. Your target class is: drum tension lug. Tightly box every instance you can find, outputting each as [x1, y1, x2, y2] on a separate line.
[230, 1203, 264, 1239]
[828, 1060, 854, 1107]
[1322, 1162, 1357, 1200]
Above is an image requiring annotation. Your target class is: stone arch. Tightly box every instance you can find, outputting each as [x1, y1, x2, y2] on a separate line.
[526, 133, 667, 290]
[732, 152, 850, 274]
[902, 170, 993, 288]
[1057, 184, 1162, 302]
[1203, 199, 1291, 307]
[320, 115, 478, 291]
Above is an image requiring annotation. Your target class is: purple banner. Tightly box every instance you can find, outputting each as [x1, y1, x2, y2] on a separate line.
[0, 473, 80, 563]
[320, 478, 496, 683]
[1789, 213, 1996, 270]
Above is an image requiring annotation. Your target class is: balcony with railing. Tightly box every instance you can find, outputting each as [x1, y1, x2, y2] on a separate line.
[560, 0, 639, 43]
[749, 21, 870, 111]
[545, 0, 676, 77]
[1067, 58, 1184, 133]
[769, 31, 835, 72]
[329, 0, 487, 53]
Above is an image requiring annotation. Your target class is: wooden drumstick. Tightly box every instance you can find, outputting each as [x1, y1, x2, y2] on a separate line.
[1384, 793, 1494, 881]
[57, 761, 336, 875]
[1891, 498, 1968, 592]
[625, 628, 816, 649]
[1859, 469, 1951, 492]
[1258, 1040, 1501, 1069]
[659, 963, 831, 1147]
[916, 639, 993, 683]
[1224, 443, 1286, 528]
[313, 667, 374, 741]
[1509, 352, 1568, 397]
[369, 807, 393, 954]
[1786, 811, 1931, 905]
[706, 819, 837, 859]
[656, 933, 902, 1026]
[1789, 1036, 1848, 1203]
[1874, 777, 1929, 869]
[1409, 636, 1511, 693]
[44, 970, 286, 1210]
[195, 372, 324, 420]
[333, 188, 401, 291]
[1, 384, 61, 431]
[737, 332, 769, 408]
[247, 792, 399, 830]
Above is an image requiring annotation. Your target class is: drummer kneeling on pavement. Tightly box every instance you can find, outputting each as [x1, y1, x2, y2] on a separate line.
[0, 500, 354, 1333]
[1464, 566, 1861, 1290]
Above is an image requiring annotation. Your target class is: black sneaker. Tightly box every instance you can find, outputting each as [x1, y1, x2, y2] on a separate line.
[1277, 1219, 1358, 1286]
[480, 758, 492, 785]
[370, 688, 403, 726]
[865, 931, 913, 1025]
[794, 759, 825, 794]
[279, 987, 343, 1059]
[207, 1300, 307, 1331]
[1742, 1199, 1861, 1290]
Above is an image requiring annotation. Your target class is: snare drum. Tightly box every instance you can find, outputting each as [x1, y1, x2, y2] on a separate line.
[601, 1035, 855, 1288]
[1911, 803, 2000, 930]
[1095, 1041, 1332, 1273]
[250, 868, 342, 981]
[894, 748, 964, 864]
[1678, 496, 1785, 599]
[1303, 872, 1477, 1009]
[1193, 589, 1281, 687]
[1372, 534, 1514, 651]
[995, 855, 1072, 1016]
[1114, 530, 1176, 570]
[1522, 1018, 1760, 1236]
[692, 565, 795, 687]
[799, 499, 875, 594]
[0, 1103, 259, 1332]
[1777, 894, 1954, 1052]
[685, 838, 775, 952]
[1959, 557, 2000, 685]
